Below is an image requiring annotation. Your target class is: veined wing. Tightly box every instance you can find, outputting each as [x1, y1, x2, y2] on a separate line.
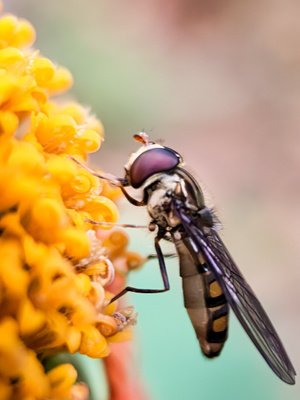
[174, 199, 296, 385]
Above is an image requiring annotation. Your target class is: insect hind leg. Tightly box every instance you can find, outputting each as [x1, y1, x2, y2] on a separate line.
[109, 234, 170, 303]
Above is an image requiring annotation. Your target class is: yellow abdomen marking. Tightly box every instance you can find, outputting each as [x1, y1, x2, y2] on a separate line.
[210, 280, 223, 298]
[213, 315, 228, 332]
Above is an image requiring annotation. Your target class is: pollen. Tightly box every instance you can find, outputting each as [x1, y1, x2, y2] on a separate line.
[0, 4, 138, 399]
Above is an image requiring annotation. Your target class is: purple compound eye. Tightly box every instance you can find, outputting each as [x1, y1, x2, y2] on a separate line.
[130, 147, 180, 188]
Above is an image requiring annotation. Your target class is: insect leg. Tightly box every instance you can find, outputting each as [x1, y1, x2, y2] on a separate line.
[68, 155, 126, 186]
[119, 186, 146, 206]
[109, 234, 170, 303]
[69, 156, 146, 206]
[147, 253, 176, 260]
[86, 220, 149, 229]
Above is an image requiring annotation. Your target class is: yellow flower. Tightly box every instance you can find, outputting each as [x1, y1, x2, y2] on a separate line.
[0, 5, 139, 400]
[47, 364, 77, 399]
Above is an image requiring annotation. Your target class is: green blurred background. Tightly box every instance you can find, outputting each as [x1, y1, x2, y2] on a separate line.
[6, 1, 300, 399]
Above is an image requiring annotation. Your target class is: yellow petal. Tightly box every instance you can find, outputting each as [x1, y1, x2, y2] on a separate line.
[96, 314, 117, 337]
[0, 47, 24, 67]
[31, 197, 68, 231]
[29, 57, 55, 85]
[0, 110, 18, 137]
[62, 104, 85, 125]
[46, 156, 77, 184]
[7, 141, 45, 174]
[0, 378, 12, 400]
[78, 129, 101, 153]
[0, 240, 28, 297]
[104, 291, 118, 315]
[18, 351, 49, 398]
[80, 326, 110, 358]
[66, 209, 91, 230]
[10, 19, 36, 48]
[126, 251, 147, 271]
[31, 86, 48, 105]
[65, 326, 82, 354]
[0, 16, 17, 48]
[101, 229, 129, 258]
[70, 173, 92, 194]
[46, 67, 73, 95]
[108, 328, 133, 343]
[0, 72, 17, 106]
[83, 196, 119, 229]
[18, 299, 46, 335]
[75, 273, 91, 296]
[0, 318, 26, 377]
[47, 364, 77, 399]
[59, 228, 90, 259]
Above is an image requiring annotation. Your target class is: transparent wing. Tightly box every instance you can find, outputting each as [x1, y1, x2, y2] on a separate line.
[174, 200, 296, 384]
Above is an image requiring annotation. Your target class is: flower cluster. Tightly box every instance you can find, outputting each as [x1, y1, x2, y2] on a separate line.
[0, 5, 142, 400]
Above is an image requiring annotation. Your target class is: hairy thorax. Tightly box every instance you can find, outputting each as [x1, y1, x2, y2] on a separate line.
[146, 174, 182, 229]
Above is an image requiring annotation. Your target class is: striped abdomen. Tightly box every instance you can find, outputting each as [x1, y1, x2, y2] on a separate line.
[173, 235, 229, 358]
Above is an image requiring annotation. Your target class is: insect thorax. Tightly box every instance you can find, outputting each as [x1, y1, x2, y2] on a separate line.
[146, 171, 204, 229]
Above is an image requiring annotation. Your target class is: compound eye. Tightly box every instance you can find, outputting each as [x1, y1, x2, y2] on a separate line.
[130, 147, 180, 188]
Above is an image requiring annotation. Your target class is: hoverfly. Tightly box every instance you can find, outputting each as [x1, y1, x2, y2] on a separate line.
[74, 132, 296, 384]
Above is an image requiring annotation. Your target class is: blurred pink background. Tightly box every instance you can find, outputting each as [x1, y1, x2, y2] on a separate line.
[7, 1, 300, 399]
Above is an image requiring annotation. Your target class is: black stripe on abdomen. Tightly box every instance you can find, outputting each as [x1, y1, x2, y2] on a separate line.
[206, 303, 229, 344]
[203, 272, 229, 356]
[175, 236, 229, 358]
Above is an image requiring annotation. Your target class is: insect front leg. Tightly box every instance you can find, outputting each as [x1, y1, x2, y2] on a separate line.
[109, 233, 170, 303]
[69, 155, 146, 206]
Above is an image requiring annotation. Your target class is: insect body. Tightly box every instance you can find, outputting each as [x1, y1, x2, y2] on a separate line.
[143, 165, 229, 358]
[80, 133, 296, 384]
